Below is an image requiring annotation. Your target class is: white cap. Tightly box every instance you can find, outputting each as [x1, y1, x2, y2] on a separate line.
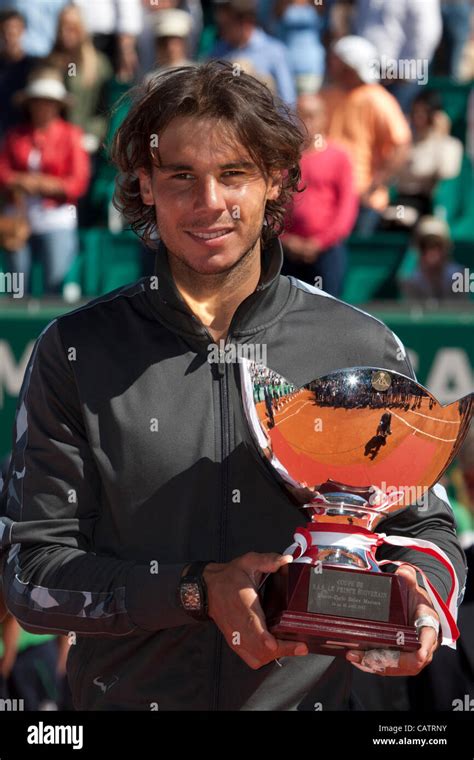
[153, 9, 192, 39]
[17, 77, 70, 104]
[416, 216, 451, 243]
[332, 35, 380, 84]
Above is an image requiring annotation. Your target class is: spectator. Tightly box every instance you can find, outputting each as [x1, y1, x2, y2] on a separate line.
[137, 0, 203, 76]
[0, 67, 90, 295]
[0, 9, 39, 139]
[399, 216, 468, 301]
[0, 0, 68, 58]
[383, 91, 463, 230]
[280, 93, 358, 296]
[45, 4, 114, 155]
[273, 0, 325, 94]
[355, 0, 443, 113]
[440, 0, 473, 80]
[320, 36, 412, 236]
[72, 0, 143, 82]
[146, 8, 194, 77]
[209, 0, 296, 105]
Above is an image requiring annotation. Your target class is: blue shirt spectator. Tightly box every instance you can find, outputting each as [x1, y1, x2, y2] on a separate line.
[274, 2, 325, 93]
[0, 0, 69, 57]
[210, 26, 296, 105]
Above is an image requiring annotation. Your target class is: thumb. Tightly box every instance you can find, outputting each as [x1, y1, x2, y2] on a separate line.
[396, 564, 419, 589]
[243, 551, 294, 575]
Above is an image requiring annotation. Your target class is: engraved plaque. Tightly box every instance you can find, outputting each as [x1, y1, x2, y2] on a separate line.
[307, 568, 392, 622]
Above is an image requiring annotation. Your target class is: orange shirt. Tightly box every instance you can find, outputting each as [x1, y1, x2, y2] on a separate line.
[320, 84, 411, 210]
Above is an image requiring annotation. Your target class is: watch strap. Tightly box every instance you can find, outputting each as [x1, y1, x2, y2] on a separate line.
[178, 560, 216, 620]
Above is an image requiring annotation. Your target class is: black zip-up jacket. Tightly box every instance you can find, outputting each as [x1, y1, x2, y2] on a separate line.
[0, 237, 467, 710]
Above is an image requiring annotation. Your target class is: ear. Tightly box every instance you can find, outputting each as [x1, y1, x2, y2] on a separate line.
[136, 167, 154, 206]
[266, 170, 283, 202]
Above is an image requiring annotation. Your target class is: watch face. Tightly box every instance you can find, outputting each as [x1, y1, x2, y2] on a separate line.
[180, 581, 202, 611]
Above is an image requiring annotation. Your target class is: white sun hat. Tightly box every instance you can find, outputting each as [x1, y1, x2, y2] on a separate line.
[332, 35, 380, 85]
[14, 75, 72, 106]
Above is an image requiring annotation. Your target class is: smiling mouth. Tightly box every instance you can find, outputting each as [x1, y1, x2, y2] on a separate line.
[185, 229, 234, 240]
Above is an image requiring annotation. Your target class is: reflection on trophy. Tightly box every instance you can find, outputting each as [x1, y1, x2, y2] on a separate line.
[240, 361, 474, 656]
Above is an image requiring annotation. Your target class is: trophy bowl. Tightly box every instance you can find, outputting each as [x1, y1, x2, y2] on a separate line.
[240, 361, 473, 655]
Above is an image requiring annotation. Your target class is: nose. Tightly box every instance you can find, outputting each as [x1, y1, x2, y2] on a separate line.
[192, 174, 227, 214]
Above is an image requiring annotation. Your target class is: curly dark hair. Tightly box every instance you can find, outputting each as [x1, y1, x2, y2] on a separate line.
[109, 60, 308, 247]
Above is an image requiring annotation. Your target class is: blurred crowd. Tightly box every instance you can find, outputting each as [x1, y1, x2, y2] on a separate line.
[0, 0, 472, 299]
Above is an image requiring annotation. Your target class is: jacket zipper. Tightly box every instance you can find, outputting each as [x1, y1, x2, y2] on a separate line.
[211, 337, 232, 711]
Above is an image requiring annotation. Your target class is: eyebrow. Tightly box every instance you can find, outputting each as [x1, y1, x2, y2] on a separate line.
[155, 161, 257, 173]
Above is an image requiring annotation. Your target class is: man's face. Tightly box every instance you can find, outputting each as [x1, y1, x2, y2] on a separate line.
[0, 17, 25, 54]
[297, 96, 327, 141]
[28, 97, 61, 127]
[214, 7, 242, 47]
[156, 36, 186, 65]
[419, 239, 448, 272]
[137, 115, 281, 275]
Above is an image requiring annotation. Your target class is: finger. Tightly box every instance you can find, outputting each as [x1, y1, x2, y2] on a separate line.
[239, 649, 265, 670]
[396, 565, 434, 613]
[395, 564, 419, 590]
[243, 551, 294, 577]
[382, 637, 436, 676]
[275, 639, 309, 658]
[418, 623, 438, 656]
[245, 593, 279, 653]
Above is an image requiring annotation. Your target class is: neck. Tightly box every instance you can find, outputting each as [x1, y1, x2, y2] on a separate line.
[237, 25, 254, 47]
[3, 46, 23, 62]
[168, 239, 262, 343]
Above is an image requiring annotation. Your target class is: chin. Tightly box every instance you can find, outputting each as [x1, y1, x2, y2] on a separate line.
[180, 240, 250, 272]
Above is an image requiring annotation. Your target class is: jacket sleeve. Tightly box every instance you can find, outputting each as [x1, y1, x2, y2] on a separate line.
[374, 326, 468, 607]
[0, 320, 200, 637]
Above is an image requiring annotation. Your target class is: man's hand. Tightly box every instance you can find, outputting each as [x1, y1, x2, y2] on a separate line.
[8, 172, 41, 194]
[8, 172, 65, 197]
[345, 564, 441, 676]
[204, 552, 309, 669]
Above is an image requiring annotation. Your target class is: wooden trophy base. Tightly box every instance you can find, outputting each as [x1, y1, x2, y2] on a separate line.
[262, 562, 421, 655]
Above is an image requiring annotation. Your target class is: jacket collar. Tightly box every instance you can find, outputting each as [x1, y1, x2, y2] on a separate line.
[143, 236, 292, 347]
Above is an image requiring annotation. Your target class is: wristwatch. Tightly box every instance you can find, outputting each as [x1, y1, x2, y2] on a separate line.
[177, 561, 215, 621]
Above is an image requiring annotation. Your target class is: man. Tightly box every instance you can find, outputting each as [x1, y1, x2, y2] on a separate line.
[72, 0, 143, 81]
[0, 0, 68, 58]
[209, 0, 296, 106]
[0, 60, 467, 711]
[355, 0, 443, 113]
[149, 8, 193, 73]
[376, 411, 392, 439]
[280, 93, 358, 297]
[399, 216, 468, 301]
[320, 35, 412, 236]
[0, 9, 38, 138]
